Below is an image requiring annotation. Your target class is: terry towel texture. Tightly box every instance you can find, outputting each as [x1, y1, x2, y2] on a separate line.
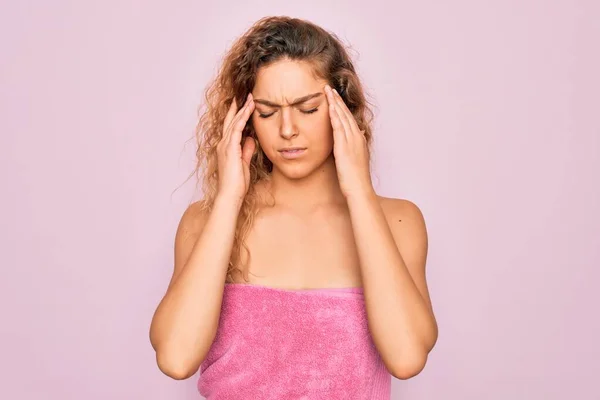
[198, 283, 391, 399]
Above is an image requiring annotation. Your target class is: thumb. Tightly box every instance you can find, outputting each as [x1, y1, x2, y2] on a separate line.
[241, 136, 256, 166]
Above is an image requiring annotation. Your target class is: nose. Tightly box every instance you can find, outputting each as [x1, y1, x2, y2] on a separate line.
[279, 107, 299, 139]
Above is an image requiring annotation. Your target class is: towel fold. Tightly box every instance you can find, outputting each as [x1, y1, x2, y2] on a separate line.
[197, 283, 391, 399]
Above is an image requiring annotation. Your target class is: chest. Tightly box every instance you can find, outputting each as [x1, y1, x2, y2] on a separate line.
[239, 205, 363, 288]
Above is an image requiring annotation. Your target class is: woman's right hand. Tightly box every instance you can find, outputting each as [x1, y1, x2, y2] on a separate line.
[216, 93, 256, 204]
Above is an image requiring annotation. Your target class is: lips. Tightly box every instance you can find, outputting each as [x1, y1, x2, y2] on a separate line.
[278, 147, 307, 159]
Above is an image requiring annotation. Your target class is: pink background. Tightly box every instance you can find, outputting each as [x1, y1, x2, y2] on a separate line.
[1, 1, 598, 399]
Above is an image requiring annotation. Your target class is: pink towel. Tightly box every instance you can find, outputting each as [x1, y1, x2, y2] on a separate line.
[197, 283, 391, 399]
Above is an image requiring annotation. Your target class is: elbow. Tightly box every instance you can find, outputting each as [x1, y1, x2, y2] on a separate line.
[150, 324, 216, 381]
[155, 348, 201, 380]
[149, 321, 216, 380]
[386, 325, 437, 380]
[389, 352, 428, 380]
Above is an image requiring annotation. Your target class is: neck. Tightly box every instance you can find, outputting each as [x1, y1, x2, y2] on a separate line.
[264, 155, 346, 211]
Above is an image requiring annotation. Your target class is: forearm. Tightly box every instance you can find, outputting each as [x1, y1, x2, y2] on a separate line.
[347, 192, 437, 375]
[150, 195, 241, 377]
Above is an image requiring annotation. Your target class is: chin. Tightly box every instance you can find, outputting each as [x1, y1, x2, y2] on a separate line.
[276, 159, 333, 181]
[275, 163, 314, 180]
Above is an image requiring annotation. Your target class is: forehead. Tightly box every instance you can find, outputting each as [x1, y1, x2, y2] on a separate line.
[253, 59, 325, 101]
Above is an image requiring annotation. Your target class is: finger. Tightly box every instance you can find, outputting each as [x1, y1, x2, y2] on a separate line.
[223, 97, 239, 137]
[326, 89, 347, 143]
[332, 89, 359, 137]
[224, 94, 251, 141]
[229, 95, 255, 145]
[327, 87, 351, 140]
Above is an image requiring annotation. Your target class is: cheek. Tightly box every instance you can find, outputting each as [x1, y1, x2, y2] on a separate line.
[251, 118, 277, 154]
[307, 112, 334, 148]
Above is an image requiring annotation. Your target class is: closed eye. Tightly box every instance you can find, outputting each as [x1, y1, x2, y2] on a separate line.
[258, 108, 319, 119]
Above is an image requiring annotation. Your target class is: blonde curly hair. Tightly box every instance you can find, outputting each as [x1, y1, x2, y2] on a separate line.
[190, 16, 375, 283]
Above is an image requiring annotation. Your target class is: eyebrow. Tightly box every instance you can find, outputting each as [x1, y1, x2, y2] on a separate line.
[253, 92, 323, 108]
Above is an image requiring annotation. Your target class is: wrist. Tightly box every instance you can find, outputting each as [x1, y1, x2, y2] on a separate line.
[214, 192, 244, 210]
[345, 186, 377, 204]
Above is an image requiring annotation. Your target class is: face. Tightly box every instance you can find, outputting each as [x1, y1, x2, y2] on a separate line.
[250, 59, 333, 179]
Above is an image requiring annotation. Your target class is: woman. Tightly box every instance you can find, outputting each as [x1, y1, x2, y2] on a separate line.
[150, 16, 438, 399]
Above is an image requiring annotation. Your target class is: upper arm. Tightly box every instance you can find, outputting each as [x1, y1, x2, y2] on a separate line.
[383, 198, 433, 311]
[169, 200, 209, 289]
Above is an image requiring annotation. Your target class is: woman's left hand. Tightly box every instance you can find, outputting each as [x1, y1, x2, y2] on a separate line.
[325, 85, 374, 200]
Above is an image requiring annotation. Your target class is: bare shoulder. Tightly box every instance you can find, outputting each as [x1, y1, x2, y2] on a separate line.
[376, 195, 428, 260]
[177, 199, 210, 238]
[376, 195, 435, 322]
[172, 200, 210, 283]
[376, 195, 427, 228]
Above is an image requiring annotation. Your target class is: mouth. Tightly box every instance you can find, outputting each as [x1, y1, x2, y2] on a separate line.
[278, 147, 307, 159]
